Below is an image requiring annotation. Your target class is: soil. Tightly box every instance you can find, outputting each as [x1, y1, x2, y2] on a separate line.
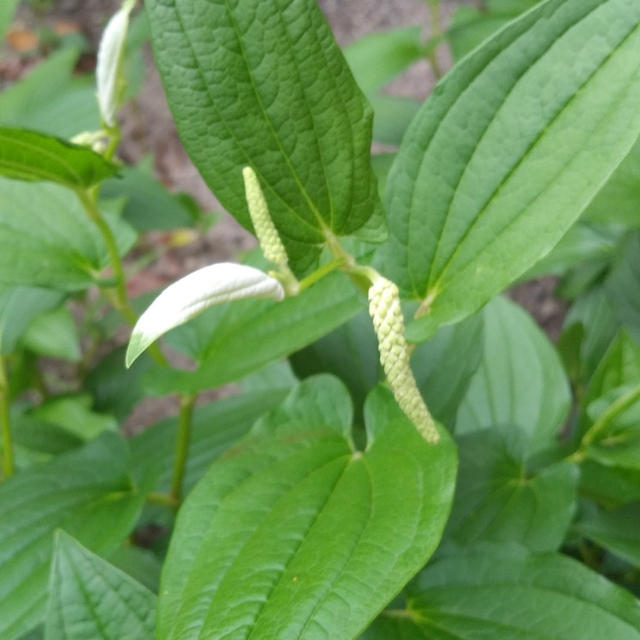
[3, 0, 567, 428]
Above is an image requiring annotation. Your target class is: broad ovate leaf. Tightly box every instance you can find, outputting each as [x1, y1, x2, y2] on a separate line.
[126, 262, 284, 367]
[156, 377, 457, 640]
[96, 0, 135, 127]
[378, 0, 640, 338]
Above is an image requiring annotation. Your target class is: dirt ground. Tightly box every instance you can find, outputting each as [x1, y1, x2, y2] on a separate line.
[4, 0, 566, 426]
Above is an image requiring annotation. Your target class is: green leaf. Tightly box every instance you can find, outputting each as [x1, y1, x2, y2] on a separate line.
[100, 164, 195, 231]
[344, 26, 424, 95]
[0, 433, 144, 640]
[456, 296, 570, 452]
[12, 415, 83, 459]
[108, 544, 163, 593]
[580, 460, 640, 507]
[44, 532, 156, 640]
[378, 0, 640, 338]
[585, 137, 640, 227]
[0, 178, 136, 291]
[576, 502, 640, 568]
[363, 544, 640, 639]
[0, 287, 63, 355]
[21, 305, 81, 362]
[156, 377, 457, 640]
[143, 270, 364, 394]
[146, 0, 383, 273]
[606, 231, 640, 343]
[448, 425, 578, 552]
[370, 94, 421, 146]
[130, 388, 290, 495]
[0, 128, 117, 189]
[31, 394, 118, 441]
[0, 48, 100, 138]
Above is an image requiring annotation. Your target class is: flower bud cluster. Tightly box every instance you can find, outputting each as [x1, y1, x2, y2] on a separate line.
[368, 276, 439, 443]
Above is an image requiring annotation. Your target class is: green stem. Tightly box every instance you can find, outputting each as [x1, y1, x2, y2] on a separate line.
[297, 258, 344, 292]
[170, 393, 197, 505]
[103, 124, 122, 162]
[0, 356, 13, 480]
[75, 189, 168, 366]
[146, 491, 179, 509]
[582, 384, 640, 448]
[426, 0, 444, 80]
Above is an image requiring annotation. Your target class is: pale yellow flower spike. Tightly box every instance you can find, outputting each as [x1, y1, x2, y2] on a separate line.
[368, 275, 440, 444]
[242, 166, 288, 268]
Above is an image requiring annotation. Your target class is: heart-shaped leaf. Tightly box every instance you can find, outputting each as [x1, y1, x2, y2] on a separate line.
[157, 376, 457, 640]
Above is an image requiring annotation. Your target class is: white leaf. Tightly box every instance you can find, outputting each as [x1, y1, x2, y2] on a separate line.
[96, 0, 135, 127]
[126, 263, 285, 367]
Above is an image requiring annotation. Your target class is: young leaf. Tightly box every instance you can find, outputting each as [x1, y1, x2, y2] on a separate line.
[456, 296, 570, 452]
[449, 425, 578, 552]
[0, 433, 144, 640]
[45, 531, 156, 640]
[363, 544, 640, 639]
[142, 270, 363, 394]
[378, 0, 640, 338]
[0, 128, 117, 189]
[146, 0, 383, 272]
[126, 262, 285, 367]
[21, 305, 81, 362]
[0, 178, 136, 291]
[156, 377, 457, 640]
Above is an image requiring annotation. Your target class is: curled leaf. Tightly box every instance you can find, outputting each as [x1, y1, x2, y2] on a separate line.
[126, 263, 285, 367]
[96, 0, 135, 127]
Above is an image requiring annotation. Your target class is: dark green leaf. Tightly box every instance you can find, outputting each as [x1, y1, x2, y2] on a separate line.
[576, 502, 640, 568]
[363, 544, 640, 639]
[580, 460, 640, 506]
[147, 0, 383, 273]
[449, 425, 577, 552]
[457, 296, 570, 452]
[0, 178, 136, 291]
[100, 164, 196, 231]
[144, 271, 364, 394]
[0, 433, 144, 640]
[379, 0, 640, 339]
[45, 531, 156, 640]
[156, 377, 457, 640]
[0, 128, 117, 189]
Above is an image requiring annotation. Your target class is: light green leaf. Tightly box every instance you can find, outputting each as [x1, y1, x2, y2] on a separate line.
[21, 305, 81, 362]
[126, 262, 285, 367]
[606, 231, 640, 343]
[157, 377, 457, 640]
[363, 544, 640, 639]
[143, 270, 363, 394]
[378, 0, 640, 339]
[370, 94, 420, 146]
[0, 287, 64, 355]
[146, 0, 383, 273]
[0, 433, 144, 640]
[448, 425, 578, 552]
[44, 532, 156, 640]
[0, 128, 117, 189]
[576, 502, 640, 568]
[31, 394, 118, 441]
[585, 137, 640, 227]
[344, 26, 424, 95]
[0, 178, 136, 291]
[457, 296, 570, 452]
[0, 48, 99, 138]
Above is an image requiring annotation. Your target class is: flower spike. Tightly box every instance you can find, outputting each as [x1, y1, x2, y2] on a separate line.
[368, 275, 439, 443]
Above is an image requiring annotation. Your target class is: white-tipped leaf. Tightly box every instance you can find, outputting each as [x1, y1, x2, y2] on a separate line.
[126, 263, 285, 367]
[96, 0, 135, 127]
